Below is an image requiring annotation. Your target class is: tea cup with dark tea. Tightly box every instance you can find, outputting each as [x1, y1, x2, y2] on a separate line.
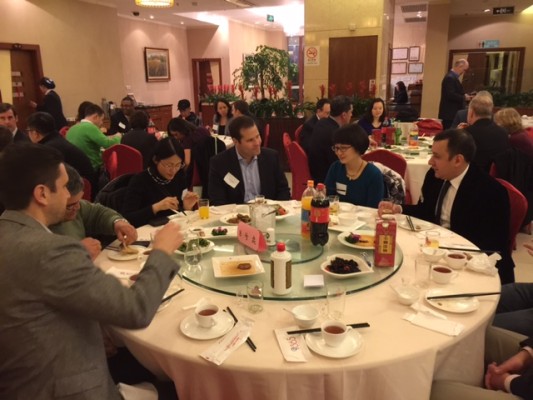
[445, 252, 467, 270]
[195, 304, 219, 328]
[321, 320, 352, 347]
[431, 265, 458, 284]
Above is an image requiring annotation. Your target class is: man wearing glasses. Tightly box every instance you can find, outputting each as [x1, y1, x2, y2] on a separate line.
[51, 164, 137, 260]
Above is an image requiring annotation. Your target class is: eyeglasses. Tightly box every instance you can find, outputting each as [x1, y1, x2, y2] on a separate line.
[331, 145, 353, 153]
[160, 161, 183, 170]
[66, 201, 80, 211]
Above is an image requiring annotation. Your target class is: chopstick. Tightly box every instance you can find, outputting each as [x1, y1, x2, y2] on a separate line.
[427, 292, 500, 300]
[286, 322, 370, 335]
[161, 288, 185, 304]
[438, 246, 501, 254]
[226, 306, 256, 352]
[406, 215, 416, 232]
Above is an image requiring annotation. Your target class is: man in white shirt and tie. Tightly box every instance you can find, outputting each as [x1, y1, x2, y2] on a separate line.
[379, 128, 514, 284]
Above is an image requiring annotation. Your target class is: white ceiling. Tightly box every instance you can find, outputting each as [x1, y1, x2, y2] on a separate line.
[83, 0, 533, 30]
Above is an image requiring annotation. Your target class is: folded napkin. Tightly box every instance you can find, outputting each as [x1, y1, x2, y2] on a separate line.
[466, 253, 501, 276]
[403, 312, 464, 336]
[274, 328, 311, 362]
[209, 204, 236, 215]
[200, 319, 253, 365]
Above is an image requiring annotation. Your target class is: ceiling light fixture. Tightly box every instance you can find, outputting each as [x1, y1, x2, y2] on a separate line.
[135, 0, 174, 8]
[484, 8, 491, 13]
[224, 0, 256, 8]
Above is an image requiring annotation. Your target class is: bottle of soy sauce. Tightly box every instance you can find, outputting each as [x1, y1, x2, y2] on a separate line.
[310, 183, 329, 246]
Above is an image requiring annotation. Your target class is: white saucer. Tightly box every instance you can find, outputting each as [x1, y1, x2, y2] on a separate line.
[107, 245, 145, 261]
[305, 330, 363, 358]
[180, 312, 234, 340]
[425, 289, 480, 313]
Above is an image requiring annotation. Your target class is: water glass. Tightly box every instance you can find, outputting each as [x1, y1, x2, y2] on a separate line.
[326, 283, 346, 320]
[414, 255, 431, 289]
[183, 233, 202, 279]
[328, 195, 340, 216]
[247, 280, 263, 314]
[425, 231, 440, 248]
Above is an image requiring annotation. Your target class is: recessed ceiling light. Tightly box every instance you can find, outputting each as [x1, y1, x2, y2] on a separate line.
[180, 21, 184, 24]
[149, 15, 155, 19]
[135, 0, 174, 7]
[484, 8, 491, 13]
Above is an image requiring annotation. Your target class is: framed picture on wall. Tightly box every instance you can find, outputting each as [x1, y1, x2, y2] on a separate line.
[408, 63, 424, 74]
[391, 62, 407, 74]
[409, 46, 420, 61]
[392, 48, 408, 60]
[144, 47, 170, 82]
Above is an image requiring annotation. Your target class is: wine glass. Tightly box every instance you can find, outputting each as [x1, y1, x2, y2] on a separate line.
[183, 233, 203, 279]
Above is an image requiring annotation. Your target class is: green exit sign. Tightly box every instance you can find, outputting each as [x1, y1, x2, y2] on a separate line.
[267, 14, 274, 22]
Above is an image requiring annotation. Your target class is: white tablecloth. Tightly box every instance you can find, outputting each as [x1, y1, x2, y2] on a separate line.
[405, 154, 431, 204]
[97, 206, 499, 400]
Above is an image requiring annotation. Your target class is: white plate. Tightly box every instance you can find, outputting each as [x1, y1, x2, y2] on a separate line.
[179, 312, 234, 340]
[175, 240, 215, 256]
[398, 218, 433, 232]
[212, 255, 265, 278]
[106, 245, 146, 261]
[320, 254, 373, 279]
[247, 200, 294, 221]
[337, 230, 375, 250]
[329, 219, 366, 233]
[188, 226, 238, 240]
[425, 289, 480, 314]
[305, 330, 363, 358]
[220, 213, 251, 225]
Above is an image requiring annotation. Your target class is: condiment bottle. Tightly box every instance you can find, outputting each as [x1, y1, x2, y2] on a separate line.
[271, 242, 292, 295]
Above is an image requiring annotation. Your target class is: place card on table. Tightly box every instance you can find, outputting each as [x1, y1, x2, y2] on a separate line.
[237, 221, 267, 252]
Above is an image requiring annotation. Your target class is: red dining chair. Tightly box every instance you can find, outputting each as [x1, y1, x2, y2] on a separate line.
[496, 178, 528, 251]
[82, 178, 92, 201]
[294, 124, 304, 144]
[526, 127, 533, 141]
[362, 149, 413, 204]
[282, 132, 292, 169]
[262, 123, 270, 147]
[287, 141, 311, 200]
[102, 144, 143, 180]
[59, 126, 70, 137]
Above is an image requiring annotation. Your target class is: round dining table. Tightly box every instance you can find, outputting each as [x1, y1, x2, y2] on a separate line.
[96, 203, 500, 400]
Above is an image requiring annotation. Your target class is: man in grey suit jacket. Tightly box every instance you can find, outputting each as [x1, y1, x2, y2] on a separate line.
[208, 116, 291, 205]
[0, 144, 183, 399]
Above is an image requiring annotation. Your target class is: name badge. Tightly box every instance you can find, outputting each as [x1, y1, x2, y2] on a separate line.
[118, 122, 126, 129]
[336, 182, 347, 196]
[224, 172, 240, 189]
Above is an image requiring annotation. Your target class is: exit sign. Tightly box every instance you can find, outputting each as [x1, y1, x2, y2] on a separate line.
[493, 6, 514, 15]
[267, 14, 274, 22]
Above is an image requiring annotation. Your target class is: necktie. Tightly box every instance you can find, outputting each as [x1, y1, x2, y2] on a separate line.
[435, 180, 451, 225]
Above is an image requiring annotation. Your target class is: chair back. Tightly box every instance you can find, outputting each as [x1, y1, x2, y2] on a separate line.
[94, 173, 135, 213]
[294, 124, 304, 144]
[362, 149, 407, 178]
[526, 127, 533, 141]
[496, 178, 528, 252]
[282, 132, 292, 169]
[287, 141, 311, 200]
[82, 178, 92, 201]
[262, 123, 270, 147]
[102, 144, 143, 180]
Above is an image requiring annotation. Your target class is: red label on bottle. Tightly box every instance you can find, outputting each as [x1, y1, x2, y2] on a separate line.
[310, 207, 329, 223]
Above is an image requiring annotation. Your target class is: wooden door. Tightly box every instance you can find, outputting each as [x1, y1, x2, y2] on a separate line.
[192, 58, 222, 112]
[328, 36, 378, 98]
[464, 52, 487, 93]
[0, 43, 43, 132]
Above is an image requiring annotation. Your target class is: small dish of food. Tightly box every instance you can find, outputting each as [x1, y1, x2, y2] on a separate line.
[219, 213, 252, 225]
[320, 254, 373, 279]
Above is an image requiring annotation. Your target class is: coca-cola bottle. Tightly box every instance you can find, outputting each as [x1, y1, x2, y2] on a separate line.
[310, 183, 329, 246]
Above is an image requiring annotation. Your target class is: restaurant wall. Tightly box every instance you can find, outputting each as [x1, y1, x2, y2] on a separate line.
[0, 0, 125, 120]
[304, 0, 388, 102]
[117, 17, 191, 111]
[448, 13, 533, 92]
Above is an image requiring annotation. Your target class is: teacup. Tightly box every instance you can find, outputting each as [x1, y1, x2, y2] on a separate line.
[195, 304, 219, 328]
[337, 213, 353, 226]
[321, 320, 352, 347]
[445, 252, 468, 270]
[431, 265, 458, 284]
